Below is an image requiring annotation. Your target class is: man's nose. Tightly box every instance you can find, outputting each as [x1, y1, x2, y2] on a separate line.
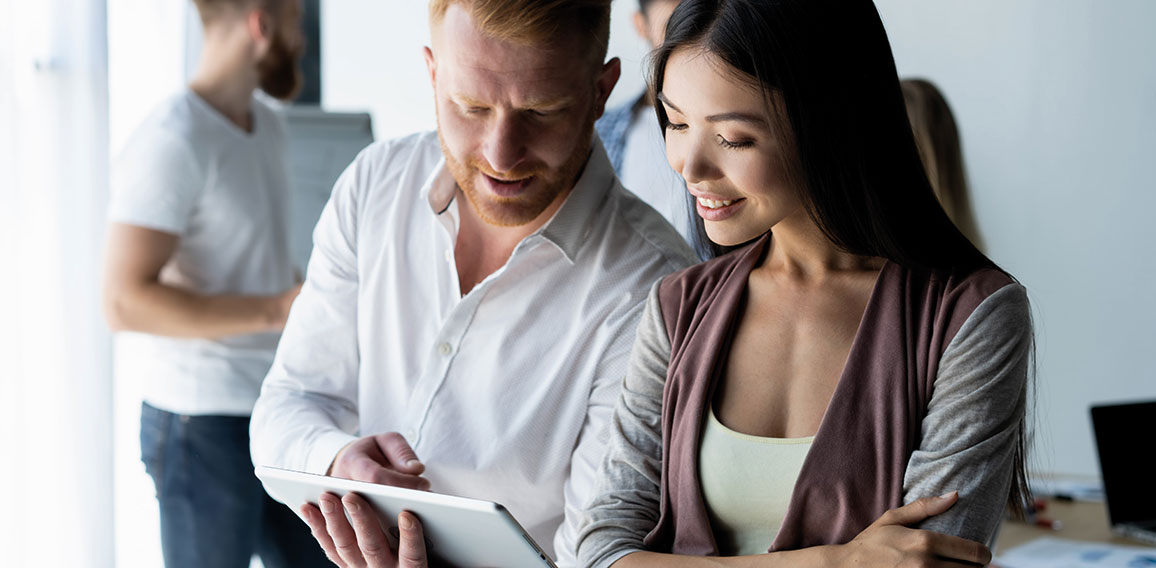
[481, 114, 527, 174]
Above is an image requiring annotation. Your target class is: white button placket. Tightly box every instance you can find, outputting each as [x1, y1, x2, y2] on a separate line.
[403, 284, 489, 446]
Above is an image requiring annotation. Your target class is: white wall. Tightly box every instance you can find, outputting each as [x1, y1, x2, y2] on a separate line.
[875, 0, 1156, 479]
[2, 0, 114, 565]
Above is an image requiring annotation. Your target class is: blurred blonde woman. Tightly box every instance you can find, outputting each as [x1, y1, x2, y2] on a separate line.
[902, 78, 984, 250]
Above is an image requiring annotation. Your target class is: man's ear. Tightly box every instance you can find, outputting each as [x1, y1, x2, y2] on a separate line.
[422, 46, 437, 91]
[594, 57, 621, 120]
[632, 11, 649, 42]
[247, 9, 272, 57]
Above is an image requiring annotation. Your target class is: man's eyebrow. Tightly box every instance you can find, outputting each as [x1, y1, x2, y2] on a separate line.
[452, 94, 489, 108]
[658, 92, 768, 127]
[521, 95, 577, 110]
[452, 94, 576, 110]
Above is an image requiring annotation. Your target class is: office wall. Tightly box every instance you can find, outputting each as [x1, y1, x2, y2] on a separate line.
[875, 0, 1156, 479]
[326, 1, 1156, 480]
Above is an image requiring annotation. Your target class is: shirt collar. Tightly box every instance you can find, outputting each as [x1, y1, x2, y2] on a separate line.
[422, 156, 457, 216]
[537, 135, 614, 263]
[420, 134, 616, 265]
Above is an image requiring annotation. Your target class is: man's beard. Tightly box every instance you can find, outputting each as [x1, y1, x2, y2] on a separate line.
[438, 114, 593, 228]
[257, 30, 303, 101]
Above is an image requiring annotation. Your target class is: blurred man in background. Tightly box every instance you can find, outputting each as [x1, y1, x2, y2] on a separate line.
[596, 0, 704, 256]
[102, 1, 326, 566]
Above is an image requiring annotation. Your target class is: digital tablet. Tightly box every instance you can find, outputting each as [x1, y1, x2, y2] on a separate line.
[255, 465, 557, 568]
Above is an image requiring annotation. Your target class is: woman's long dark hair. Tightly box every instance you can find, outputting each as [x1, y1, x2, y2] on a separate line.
[652, 0, 1031, 516]
[655, 0, 988, 272]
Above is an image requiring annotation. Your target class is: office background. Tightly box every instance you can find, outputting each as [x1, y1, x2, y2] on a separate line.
[2, 1, 1154, 566]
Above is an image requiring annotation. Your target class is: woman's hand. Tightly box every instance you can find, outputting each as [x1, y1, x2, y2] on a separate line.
[831, 492, 992, 567]
[301, 492, 429, 568]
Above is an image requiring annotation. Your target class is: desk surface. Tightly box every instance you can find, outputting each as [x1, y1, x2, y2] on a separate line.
[994, 499, 1145, 553]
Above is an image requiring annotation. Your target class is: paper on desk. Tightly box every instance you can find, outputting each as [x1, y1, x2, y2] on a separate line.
[995, 537, 1156, 568]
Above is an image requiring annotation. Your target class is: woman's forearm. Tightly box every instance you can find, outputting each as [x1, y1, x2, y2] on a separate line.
[611, 547, 836, 568]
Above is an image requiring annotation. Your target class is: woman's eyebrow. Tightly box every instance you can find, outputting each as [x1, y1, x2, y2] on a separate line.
[656, 92, 682, 113]
[705, 111, 768, 126]
[657, 92, 767, 126]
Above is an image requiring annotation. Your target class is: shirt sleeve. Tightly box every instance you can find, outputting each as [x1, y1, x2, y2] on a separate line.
[108, 127, 204, 234]
[902, 283, 1033, 545]
[576, 281, 670, 568]
[549, 281, 649, 566]
[249, 154, 365, 487]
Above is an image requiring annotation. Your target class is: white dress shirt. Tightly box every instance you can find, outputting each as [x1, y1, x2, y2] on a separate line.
[250, 130, 696, 565]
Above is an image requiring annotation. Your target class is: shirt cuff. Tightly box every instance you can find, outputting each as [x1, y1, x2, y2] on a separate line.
[306, 429, 359, 475]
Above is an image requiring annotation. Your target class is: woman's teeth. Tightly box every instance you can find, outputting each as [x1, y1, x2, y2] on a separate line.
[697, 197, 735, 209]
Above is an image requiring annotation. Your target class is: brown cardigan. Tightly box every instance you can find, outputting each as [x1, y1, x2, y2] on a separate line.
[643, 233, 1013, 554]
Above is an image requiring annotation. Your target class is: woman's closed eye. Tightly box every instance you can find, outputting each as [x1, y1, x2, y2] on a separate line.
[717, 134, 754, 149]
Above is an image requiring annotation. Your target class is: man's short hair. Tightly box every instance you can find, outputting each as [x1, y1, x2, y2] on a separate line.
[638, 0, 679, 16]
[193, 0, 274, 25]
[428, 0, 611, 66]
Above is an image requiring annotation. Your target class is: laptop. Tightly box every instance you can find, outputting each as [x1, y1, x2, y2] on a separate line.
[1090, 400, 1156, 545]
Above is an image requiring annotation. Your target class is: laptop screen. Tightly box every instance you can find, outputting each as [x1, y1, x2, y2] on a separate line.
[1090, 400, 1156, 527]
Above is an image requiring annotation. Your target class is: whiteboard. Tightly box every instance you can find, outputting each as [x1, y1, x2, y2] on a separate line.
[278, 106, 374, 272]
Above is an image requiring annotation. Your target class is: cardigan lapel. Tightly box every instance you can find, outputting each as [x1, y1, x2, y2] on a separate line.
[648, 234, 770, 555]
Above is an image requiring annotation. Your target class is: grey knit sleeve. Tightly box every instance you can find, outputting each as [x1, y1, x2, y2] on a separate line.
[576, 281, 670, 568]
[903, 283, 1033, 545]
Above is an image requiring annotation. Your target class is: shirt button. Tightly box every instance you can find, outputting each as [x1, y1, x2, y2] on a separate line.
[443, 249, 452, 262]
[405, 429, 417, 440]
[438, 342, 452, 356]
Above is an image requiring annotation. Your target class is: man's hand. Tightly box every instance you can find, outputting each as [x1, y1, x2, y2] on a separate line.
[302, 492, 429, 568]
[328, 432, 431, 491]
[832, 492, 992, 567]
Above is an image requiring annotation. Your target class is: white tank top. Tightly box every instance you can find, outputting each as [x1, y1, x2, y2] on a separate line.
[698, 406, 814, 556]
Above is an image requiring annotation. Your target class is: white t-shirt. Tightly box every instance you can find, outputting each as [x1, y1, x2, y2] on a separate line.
[619, 107, 697, 247]
[108, 89, 295, 416]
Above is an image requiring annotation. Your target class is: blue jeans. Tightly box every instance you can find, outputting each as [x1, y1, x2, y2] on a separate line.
[140, 402, 331, 568]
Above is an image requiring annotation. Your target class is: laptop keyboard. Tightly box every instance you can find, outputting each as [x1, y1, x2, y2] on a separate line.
[1116, 524, 1156, 546]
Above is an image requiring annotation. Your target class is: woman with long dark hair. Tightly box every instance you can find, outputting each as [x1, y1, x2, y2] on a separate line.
[577, 0, 1032, 565]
